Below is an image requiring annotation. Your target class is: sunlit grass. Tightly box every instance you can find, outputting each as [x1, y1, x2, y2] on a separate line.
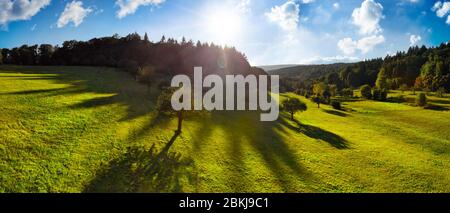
[0, 66, 449, 192]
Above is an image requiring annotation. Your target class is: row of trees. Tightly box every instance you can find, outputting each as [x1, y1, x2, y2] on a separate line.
[284, 42, 450, 100]
[0, 33, 255, 79]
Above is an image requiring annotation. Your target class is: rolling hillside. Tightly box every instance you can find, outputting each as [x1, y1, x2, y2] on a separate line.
[1, 66, 449, 192]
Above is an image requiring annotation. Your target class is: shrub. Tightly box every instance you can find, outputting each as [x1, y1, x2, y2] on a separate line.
[331, 101, 342, 110]
[436, 87, 446, 98]
[372, 89, 388, 101]
[341, 88, 354, 98]
[416, 93, 427, 107]
[399, 84, 409, 93]
[360, 85, 372, 99]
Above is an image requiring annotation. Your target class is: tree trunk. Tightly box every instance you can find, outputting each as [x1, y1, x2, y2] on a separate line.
[177, 110, 183, 133]
[317, 103, 320, 108]
[291, 112, 294, 120]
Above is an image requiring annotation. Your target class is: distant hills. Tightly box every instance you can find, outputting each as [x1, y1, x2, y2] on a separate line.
[267, 63, 352, 82]
[257, 64, 298, 72]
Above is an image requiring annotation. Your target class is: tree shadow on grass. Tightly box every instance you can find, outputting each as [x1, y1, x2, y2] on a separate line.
[424, 104, 450, 111]
[190, 111, 316, 192]
[279, 115, 350, 149]
[84, 132, 198, 192]
[322, 109, 349, 117]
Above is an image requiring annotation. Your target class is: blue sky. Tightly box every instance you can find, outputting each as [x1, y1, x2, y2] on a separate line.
[0, 0, 449, 65]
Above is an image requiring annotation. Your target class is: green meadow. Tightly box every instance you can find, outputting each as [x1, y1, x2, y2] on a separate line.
[0, 65, 449, 193]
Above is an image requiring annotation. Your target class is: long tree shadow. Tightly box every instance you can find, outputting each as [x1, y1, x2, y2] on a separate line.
[84, 132, 198, 192]
[279, 115, 350, 149]
[190, 111, 317, 192]
[322, 109, 350, 117]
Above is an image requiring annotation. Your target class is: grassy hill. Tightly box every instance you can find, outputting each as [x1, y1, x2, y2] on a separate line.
[0, 65, 449, 192]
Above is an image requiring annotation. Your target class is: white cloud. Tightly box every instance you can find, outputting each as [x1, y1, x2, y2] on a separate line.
[301, 0, 315, 3]
[357, 35, 385, 53]
[299, 55, 359, 65]
[30, 23, 36, 31]
[352, 0, 384, 35]
[116, 0, 165, 19]
[265, 0, 300, 31]
[338, 35, 385, 55]
[333, 3, 340, 10]
[338, 38, 358, 55]
[432, 1, 450, 17]
[409, 34, 421, 46]
[57, 1, 92, 28]
[432, 1, 450, 24]
[0, 0, 51, 27]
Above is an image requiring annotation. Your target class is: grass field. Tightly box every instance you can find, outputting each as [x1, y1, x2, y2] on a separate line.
[0, 65, 449, 192]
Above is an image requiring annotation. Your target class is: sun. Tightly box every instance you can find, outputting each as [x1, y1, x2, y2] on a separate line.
[205, 10, 242, 45]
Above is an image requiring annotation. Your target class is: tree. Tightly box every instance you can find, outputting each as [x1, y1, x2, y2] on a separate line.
[38, 44, 54, 65]
[313, 82, 326, 96]
[376, 67, 388, 89]
[0, 50, 2, 64]
[143, 33, 150, 43]
[416, 93, 427, 107]
[282, 98, 307, 120]
[157, 88, 185, 133]
[312, 96, 323, 108]
[360, 85, 372, 99]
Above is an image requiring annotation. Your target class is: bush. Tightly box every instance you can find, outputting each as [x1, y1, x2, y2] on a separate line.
[331, 101, 342, 110]
[372, 89, 388, 101]
[360, 85, 372, 99]
[416, 93, 427, 107]
[436, 87, 446, 98]
[341, 88, 354, 98]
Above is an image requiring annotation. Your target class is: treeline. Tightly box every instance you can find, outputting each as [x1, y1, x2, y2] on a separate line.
[278, 42, 450, 93]
[0, 33, 261, 81]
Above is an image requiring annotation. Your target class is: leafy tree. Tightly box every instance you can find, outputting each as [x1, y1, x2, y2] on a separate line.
[157, 88, 184, 133]
[143, 33, 150, 43]
[313, 82, 326, 96]
[0, 50, 2, 64]
[282, 98, 307, 120]
[312, 96, 323, 108]
[38, 44, 54, 65]
[416, 93, 427, 107]
[360, 85, 372, 99]
[376, 67, 388, 89]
